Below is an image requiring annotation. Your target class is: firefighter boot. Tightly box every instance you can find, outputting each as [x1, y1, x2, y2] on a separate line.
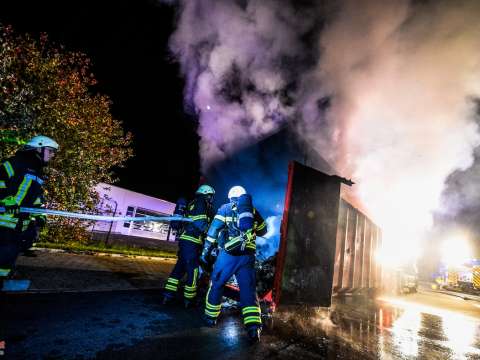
[162, 293, 175, 305]
[184, 298, 195, 309]
[247, 325, 261, 343]
[203, 315, 217, 327]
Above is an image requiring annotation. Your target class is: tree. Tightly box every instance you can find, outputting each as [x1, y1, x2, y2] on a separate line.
[0, 25, 133, 243]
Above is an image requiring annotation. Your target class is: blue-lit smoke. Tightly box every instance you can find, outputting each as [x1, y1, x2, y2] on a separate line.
[256, 215, 281, 260]
[206, 127, 333, 258]
[206, 145, 287, 257]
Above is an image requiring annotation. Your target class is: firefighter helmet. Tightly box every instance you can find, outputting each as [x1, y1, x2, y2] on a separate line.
[25, 135, 59, 150]
[228, 186, 246, 200]
[196, 184, 215, 195]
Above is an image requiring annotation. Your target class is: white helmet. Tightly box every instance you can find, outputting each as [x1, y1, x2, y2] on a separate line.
[25, 135, 59, 150]
[196, 184, 215, 195]
[228, 186, 246, 200]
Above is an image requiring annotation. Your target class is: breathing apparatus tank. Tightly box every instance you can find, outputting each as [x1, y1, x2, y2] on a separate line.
[237, 194, 254, 232]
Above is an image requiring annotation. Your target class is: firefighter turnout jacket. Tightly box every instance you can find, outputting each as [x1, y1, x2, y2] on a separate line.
[0, 150, 46, 232]
[205, 202, 267, 255]
[178, 194, 214, 245]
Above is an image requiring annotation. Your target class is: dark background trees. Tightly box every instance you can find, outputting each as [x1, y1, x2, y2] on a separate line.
[0, 26, 133, 242]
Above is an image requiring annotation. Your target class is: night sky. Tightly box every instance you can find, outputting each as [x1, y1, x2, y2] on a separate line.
[0, 0, 200, 202]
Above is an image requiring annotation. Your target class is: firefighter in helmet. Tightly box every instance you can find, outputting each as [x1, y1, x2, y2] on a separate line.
[163, 184, 215, 308]
[0, 135, 59, 288]
[200, 185, 267, 342]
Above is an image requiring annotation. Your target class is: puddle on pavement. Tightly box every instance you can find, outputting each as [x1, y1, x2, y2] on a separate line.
[274, 295, 480, 359]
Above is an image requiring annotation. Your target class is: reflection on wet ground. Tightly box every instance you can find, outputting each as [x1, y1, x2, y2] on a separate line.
[275, 289, 480, 359]
[3, 288, 479, 359]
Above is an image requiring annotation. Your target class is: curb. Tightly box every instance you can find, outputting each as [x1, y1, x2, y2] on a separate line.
[31, 247, 177, 263]
[428, 288, 480, 302]
[3, 286, 165, 295]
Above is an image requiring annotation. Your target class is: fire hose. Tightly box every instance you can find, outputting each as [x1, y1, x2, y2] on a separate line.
[0, 134, 194, 223]
[0, 206, 193, 223]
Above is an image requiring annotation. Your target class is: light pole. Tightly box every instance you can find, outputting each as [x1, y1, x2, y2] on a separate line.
[105, 199, 118, 246]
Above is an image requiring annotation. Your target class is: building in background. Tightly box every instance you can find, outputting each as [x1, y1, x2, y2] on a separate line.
[90, 183, 177, 247]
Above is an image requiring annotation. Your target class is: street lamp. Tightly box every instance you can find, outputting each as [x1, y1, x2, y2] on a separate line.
[105, 199, 118, 246]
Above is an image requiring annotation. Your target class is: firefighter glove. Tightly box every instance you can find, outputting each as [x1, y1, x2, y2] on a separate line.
[0, 196, 20, 215]
[244, 229, 255, 242]
[200, 242, 214, 268]
[35, 214, 47, 228]
[199, 249, 209, 268]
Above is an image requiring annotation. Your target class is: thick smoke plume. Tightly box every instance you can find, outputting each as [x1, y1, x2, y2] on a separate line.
[167, 0, 319, 167]
[166, 0, 480, 262]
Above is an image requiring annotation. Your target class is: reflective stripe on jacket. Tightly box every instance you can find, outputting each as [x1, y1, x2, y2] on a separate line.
[206, 202, 267, 254]
[178, 194, 214, 245]
[0, 151, 45, 231]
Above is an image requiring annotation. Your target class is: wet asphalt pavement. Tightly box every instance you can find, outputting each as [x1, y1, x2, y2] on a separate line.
[288, 288, 480, 360]
[1, 252, 479, 359]
[1, 286, 479, 359]
[0, 289, 332, 360]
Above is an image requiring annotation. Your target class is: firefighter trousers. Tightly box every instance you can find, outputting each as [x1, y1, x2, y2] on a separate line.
[205, 250, 262, 328]
[164, 240, 201, 300]
[0, 228, 21, 278]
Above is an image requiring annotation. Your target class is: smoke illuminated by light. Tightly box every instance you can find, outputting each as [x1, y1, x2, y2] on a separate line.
[441, 236, 472, 267]
[315, 0, 480, 264]
[261, 215, 279, 240]
[256, 215, 281, 260]
[166, 0, 480, 261]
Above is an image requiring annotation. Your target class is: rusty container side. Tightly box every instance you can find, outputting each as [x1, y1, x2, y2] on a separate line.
[332, 201, 382, 295]
[276, 161, 341, 307]
[375, 228, 383, 289]
[333, 199, 348, 291]
[353, 213, 366, 290]
[341, 203, 357, 290]
[362, 219, 372, 288]
[369, 226, 377, 288]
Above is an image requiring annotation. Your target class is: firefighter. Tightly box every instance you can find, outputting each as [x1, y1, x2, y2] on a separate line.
[200, 185, 268, 342]
[163, 185, 215, 308]
[0, 135, 58, 288]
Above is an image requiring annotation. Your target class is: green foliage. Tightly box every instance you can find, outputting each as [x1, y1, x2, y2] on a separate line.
[0, 25, 133, 242]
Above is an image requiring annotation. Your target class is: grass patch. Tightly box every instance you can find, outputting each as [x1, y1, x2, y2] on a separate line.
[34, 241, 178, 259]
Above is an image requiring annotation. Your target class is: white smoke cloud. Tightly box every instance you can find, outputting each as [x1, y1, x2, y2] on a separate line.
[308, 0, 480, 262]
[166, 0, 480, 262]
[167, 0, 317, 168]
